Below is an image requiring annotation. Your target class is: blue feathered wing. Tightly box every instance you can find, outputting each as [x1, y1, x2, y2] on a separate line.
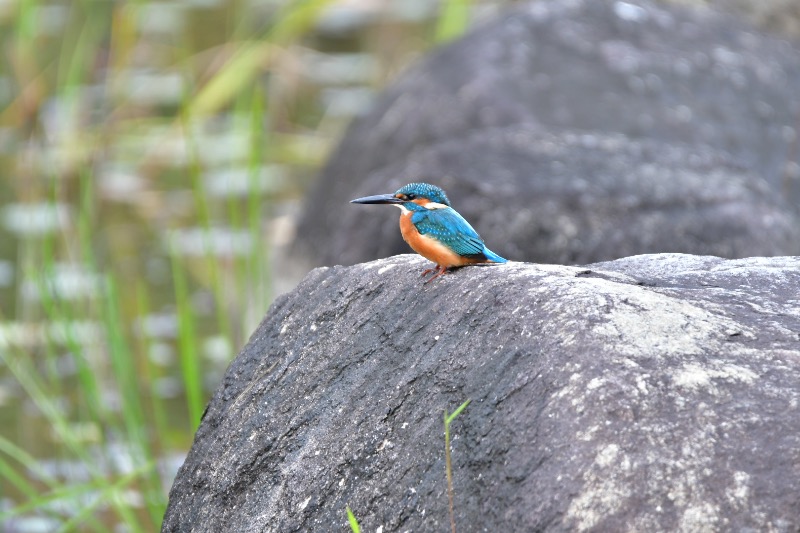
[411, 208, 507, 262]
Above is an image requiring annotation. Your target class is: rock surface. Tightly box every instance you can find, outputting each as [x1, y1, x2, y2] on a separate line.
[295, 0, 800, 267]
[163, 253, 800, 532]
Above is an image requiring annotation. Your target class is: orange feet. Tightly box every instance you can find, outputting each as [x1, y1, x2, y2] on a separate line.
[422, 264, 450, 283]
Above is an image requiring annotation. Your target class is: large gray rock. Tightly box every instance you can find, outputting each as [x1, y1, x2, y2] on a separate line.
[163, 253, 800, 532]
[311, 128, 800, 266]
[713, 0, 800, 38]
[295, 0, 800, 267]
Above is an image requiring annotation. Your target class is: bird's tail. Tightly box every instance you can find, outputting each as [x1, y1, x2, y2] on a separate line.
[482, 248, 508, 264]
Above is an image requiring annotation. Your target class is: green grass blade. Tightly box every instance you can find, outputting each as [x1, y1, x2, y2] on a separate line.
[187, 42, 275, 116]
[186, 0, 335, 116]
[57, 463, 152, 533]
[0, 435, 58, 488]
[0, 348, 90, 467]
[71, 170, 106, 427]
[446, 399, 471, 425]
[134, 280, 171, 524]
[169, 240, 204, 427]
[0, 455, 46, 503]
[246, 83, 271, 338]
[444, 398, 470, 533]
[346, 506, 361, 533]
[183, 121, 235, 349]
[267, 0, 337, 45]
[436, 0, 473, 43]
[0, 346, 144, 530]
[101, 276, 149, 457]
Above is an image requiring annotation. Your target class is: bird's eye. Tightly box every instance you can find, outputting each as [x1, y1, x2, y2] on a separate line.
[406, 193, 416, 200]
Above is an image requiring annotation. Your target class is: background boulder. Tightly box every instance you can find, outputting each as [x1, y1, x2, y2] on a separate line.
[295, 0, 800, 266]
[314, 129, 799, 265]
[163, 253, 800, 532]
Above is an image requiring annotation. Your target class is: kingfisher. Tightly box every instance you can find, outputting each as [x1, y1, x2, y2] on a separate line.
[350, 182, 507, 282]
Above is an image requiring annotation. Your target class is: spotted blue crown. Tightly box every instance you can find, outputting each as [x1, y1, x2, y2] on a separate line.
[396, 183, 451, 206]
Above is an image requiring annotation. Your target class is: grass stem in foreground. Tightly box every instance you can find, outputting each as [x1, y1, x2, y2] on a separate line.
[346, 505, 361, 533]
[444, 399, 471, 533]
[444, 400, 472, 533]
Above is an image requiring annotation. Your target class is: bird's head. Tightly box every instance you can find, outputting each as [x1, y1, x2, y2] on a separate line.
[350, 182, 451, 212]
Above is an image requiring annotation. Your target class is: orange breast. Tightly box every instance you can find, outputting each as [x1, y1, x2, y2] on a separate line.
[399, 212, 477, 268]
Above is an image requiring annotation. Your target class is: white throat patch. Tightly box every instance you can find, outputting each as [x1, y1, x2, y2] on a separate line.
[394, 202, 448, 214]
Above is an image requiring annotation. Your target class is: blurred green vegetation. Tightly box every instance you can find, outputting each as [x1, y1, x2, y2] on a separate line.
[0, 0, 477, 530]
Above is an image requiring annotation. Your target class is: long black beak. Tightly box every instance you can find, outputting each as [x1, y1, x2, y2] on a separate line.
[350, 193, 404, 204]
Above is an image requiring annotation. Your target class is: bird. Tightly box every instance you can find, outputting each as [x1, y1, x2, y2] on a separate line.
[350, 182, 507, 282]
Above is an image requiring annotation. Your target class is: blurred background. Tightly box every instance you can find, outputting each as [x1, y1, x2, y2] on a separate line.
[0, 0, 798, 531]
